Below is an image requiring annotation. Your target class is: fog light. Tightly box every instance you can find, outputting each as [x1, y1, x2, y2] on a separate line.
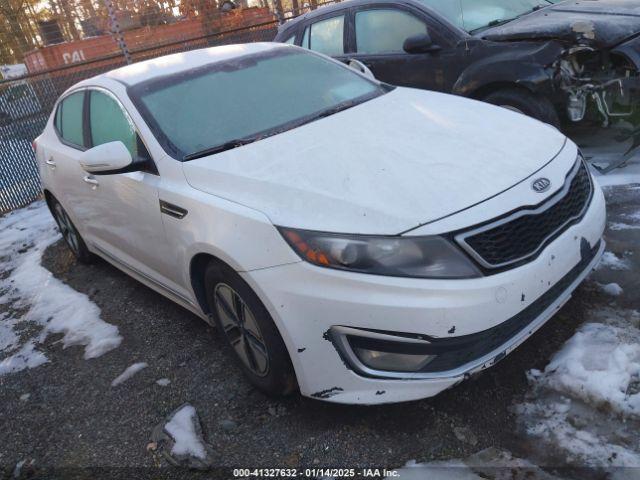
[354, 347, 435, 372]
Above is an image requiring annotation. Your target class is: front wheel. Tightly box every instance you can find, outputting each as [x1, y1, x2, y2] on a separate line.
[50, 198, 94, 264]
[483, 88, 561, 129]
[205, 262, 297, 397]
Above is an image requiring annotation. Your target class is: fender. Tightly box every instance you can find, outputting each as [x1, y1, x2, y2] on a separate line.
[613, 34, 640, 70]
[452, 41, 564, 98]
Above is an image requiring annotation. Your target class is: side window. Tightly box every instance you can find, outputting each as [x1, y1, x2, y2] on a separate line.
[54, 102, 62, 133]
[57, 91, 85, 147]
[89, 90, 137, 158]
[307, 15, 344, 56]
[355, 9, 427, 54]
[283, 34, 296, 45]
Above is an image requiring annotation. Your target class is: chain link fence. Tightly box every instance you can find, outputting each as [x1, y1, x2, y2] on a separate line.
[0, 0, 340, 213]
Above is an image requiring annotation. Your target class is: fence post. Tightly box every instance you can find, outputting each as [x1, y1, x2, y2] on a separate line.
[271, 0, 285, 24]
[103, 0, 132, 65]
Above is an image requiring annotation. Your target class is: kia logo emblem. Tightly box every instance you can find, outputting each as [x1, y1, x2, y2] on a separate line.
[532, 178, 551, 193]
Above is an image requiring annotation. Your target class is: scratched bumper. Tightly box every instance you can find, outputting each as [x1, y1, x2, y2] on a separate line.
[242, 184, 606, 405]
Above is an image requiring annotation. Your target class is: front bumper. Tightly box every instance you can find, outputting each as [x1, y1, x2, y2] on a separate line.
[242, 185, 606, 404]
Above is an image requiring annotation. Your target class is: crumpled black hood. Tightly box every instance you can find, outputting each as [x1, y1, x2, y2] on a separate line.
[479, 0, 640, 49]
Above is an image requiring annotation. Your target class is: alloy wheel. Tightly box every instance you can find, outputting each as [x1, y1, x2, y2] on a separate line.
[54, 204, 80, 255]
[214, 283, 270, 377]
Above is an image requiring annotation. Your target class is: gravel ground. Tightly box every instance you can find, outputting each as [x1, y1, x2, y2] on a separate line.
[0, 181, 638, 478]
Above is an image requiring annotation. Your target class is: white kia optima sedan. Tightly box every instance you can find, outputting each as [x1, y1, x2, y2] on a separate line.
[35, 43, 606, 404]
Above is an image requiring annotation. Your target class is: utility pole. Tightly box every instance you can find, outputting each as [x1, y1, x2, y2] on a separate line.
[103, 0, 132, 65]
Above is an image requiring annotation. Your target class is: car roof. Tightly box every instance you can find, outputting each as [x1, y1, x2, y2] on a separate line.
[99, 42, 281, 86]
[278, 0, 425, 31]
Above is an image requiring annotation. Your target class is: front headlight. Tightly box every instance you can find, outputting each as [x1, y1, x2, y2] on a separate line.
[279, 228, 482, 279]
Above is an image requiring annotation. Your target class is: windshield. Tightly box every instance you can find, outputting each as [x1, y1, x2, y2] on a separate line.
[416, 0, 552, 33]
[129, 48, 385, 160]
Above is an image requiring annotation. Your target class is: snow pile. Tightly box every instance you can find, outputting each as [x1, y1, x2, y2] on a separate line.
[164, 405, 207, 460]
[0, 202, 122, 375]
[111, 362, 148, 387]
[600, 283, 624, 297]
[517, 308, 640, 468]
[531, 321, 640, 416]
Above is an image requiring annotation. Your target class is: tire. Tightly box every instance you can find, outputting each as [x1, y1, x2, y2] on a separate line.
[483, 88, 561, 129]
[49, 198, 94, 264]
[205, 262, 297, 396]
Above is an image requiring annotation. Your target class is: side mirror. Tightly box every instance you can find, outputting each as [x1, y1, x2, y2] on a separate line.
[79, 141, 133, 174]
[403, 33, 440, 54]
[347, 59, 375, 80]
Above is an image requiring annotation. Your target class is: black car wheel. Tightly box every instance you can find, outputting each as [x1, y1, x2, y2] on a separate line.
[205, 261, 297, 396]
[50, 198, 94, 263]
[483, 88, 561, 129]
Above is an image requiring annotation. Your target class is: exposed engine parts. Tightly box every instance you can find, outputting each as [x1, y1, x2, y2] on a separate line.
[555, 46, 640, 127]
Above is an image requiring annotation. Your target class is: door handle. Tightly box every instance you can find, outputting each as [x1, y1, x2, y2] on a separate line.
[83, 175, 99, 189]
[45, 157, 56, 169]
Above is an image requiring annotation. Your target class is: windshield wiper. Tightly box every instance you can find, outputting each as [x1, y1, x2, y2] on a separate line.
[183, 137, 257, 161]
[469, 18, 512, 34]
[470, 3, 549, 34]
[312, 99, 358, 121]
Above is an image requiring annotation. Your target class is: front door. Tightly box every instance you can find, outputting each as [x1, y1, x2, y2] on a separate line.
[76, 88, 178, 290]
[348, 6, 453, 92]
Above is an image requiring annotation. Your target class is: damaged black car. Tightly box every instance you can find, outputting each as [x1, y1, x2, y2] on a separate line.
[274, 0, 640, 158]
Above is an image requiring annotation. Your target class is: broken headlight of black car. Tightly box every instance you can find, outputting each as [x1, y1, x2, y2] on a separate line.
[555, 46, 640, 126]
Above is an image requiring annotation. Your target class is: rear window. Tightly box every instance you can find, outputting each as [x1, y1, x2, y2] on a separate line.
[56, 91, 85, 147]
[307, 16, 345, 56]
[129, 48, 384, 160]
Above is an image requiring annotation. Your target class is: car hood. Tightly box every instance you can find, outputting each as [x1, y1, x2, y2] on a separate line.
[182, 88, 567, 235]
[480, 0, 640, 49]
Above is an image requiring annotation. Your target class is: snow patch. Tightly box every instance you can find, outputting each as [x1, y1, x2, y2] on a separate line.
[587, 136, 640, 188]
[0, 341, 48, 376]
[164, 405, 207, 460]
[598, 251, 630, 271]
[111, 362, 148, 387]
[516, 399, 640, 467]
[156, 378, 171, 387]
[624, 211, 640, 223]
[398, 460, 481, 479]
[0, 202, 121, 376]
[396, 448, 562, 479]
[592, 161, 640, 188]
[609, 222, 639, 231]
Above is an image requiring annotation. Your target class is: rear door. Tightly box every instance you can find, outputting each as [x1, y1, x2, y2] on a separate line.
[299, 12, 349, 63]
[45, 89, 93, 235]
